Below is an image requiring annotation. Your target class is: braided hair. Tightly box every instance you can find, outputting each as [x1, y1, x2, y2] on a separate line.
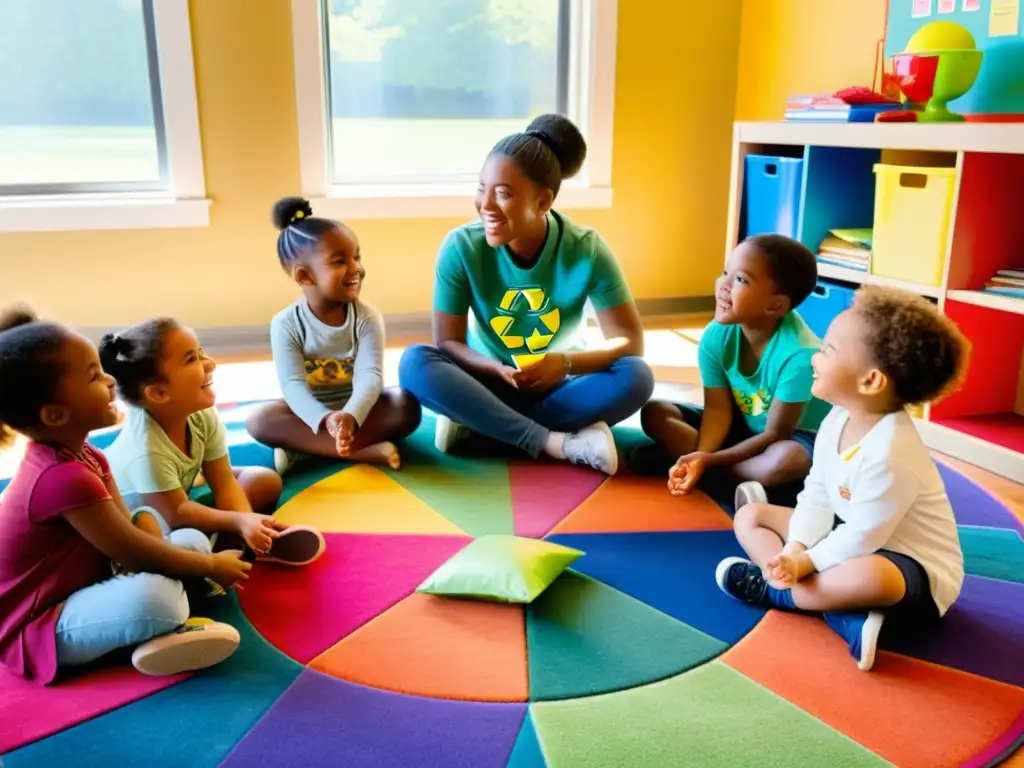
[272, 197, 343, 270]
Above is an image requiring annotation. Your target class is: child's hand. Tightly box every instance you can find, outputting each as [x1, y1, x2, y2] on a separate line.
[209, 550, 252, 590]
[325, 411, 358, 457]
[668, 452, 709, 496]
[237, 513, 281, 555]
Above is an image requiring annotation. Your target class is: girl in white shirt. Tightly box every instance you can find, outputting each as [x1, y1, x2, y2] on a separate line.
[715, 286, 969, 671]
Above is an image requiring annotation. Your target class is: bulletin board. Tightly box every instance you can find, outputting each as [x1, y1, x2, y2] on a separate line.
[885, 0, 1023, 112]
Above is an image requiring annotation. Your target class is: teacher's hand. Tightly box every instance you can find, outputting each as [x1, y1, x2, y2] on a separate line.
[489, 361, 520, 389]
[513, 353, 567, 394]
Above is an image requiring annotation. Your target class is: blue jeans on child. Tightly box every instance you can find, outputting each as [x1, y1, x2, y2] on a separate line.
[54, 512, 210, 668]
[398, 345, 656, 458]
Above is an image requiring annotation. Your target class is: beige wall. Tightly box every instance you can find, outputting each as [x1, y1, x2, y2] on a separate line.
[0, 0, 742, 330]
[735, 0, 888, 121]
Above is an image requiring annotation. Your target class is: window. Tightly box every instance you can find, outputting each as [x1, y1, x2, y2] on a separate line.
[292, 0, 617, 219]
[0, 0, 208, 232]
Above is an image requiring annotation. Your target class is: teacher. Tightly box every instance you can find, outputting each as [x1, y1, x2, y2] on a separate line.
[398, 114, 654, 475]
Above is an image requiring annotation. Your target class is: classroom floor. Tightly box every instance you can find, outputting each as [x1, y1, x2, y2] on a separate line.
[1, 318, 1022, 767]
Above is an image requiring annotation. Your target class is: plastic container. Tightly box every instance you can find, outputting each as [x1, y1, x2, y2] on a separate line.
[796, 279, 856, 340]
[871, 164, 957, 287]
[742, 155, 805, 239]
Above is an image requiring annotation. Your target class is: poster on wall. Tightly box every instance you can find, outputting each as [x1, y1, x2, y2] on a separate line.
[962, 0, 981, 10]
[913, 0, 934, 17]
[989, 0, 1020, 35]
[938, 0, 956, 12]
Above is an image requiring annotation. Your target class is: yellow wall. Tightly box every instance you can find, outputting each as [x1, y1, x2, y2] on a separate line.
[0, 0, 741, 329]
[735, 0, 888, 121]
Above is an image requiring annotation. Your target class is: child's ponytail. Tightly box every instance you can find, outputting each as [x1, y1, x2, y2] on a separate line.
[0, 306, 68, 446]
[98, 319, 178, 405]
[272, 196, 344, 270]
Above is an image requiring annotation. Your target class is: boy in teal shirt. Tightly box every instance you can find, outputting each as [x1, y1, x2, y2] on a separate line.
[631, 234, 830, 504]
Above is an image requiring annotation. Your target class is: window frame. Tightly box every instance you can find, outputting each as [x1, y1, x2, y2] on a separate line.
[291, 0, 618, 221]
[0, 0, 209, 233]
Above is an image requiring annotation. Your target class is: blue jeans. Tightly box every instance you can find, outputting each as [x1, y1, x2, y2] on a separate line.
[398, 344, 655, 458]
[54, 519, 211, 668]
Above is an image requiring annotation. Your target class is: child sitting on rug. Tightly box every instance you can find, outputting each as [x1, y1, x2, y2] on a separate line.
[100, 319, 325, 566]
[629, 234, 831, 500]
[715, 286, 968, 671]
[244, 196, 421, 474]
[0, 307, 247, 683]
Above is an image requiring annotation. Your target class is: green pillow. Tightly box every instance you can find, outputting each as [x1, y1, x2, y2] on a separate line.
[416, 535, 584, 604]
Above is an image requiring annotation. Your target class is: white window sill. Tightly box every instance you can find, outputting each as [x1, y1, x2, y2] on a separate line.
[0, 196, 211, 233]
[310, 183, 613, 222]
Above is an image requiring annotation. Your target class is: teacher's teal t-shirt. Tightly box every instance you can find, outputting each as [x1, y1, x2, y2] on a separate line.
[698, 312, 831, 434]
[433, 211, 632, 369]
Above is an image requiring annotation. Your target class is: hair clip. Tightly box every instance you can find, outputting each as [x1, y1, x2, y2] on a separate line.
[290, 210, 306, 224]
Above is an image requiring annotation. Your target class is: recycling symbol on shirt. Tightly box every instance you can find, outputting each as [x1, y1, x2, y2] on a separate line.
[488, 287, 561, 369]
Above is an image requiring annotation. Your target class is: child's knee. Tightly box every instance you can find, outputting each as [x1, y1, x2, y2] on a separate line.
[131, 574, 190, 627]
[392, 389, 423, 433]
[166, 527, 212, 555]
[243, 467, 283, 510]
[245, 402, 287, 444]
[639, 400, 674, 435]
[734, 501, 769, 531]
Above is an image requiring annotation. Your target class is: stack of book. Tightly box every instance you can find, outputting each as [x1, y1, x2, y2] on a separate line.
[981, 269, 1024, 299]
[785, 94, 902, 123]
[817, 229, 871, 272]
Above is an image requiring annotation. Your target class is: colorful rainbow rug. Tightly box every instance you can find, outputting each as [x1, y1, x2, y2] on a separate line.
[1, 402, 1022, 767]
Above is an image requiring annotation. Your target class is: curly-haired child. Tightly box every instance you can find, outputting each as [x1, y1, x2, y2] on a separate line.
[715, 286, 970, 671]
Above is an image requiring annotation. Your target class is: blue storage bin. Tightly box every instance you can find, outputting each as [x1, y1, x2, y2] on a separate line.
[742, 155, 805, 239]
[796, 279, 856, 340]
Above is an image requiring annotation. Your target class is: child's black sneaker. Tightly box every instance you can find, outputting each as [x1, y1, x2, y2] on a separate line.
[715, 557, 771, 608]
[823, 609, 885, 671]
[261, 525, 326, 566]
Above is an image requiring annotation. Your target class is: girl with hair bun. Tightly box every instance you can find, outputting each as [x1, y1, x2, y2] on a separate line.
[399, 114, 654, 474]
[99, 318, 325, 567]
[244, 197, 422, 474]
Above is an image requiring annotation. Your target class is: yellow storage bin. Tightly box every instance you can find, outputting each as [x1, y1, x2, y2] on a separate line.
[871, 164, 957, 287]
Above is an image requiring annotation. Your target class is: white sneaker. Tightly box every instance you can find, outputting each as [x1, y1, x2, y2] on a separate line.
[273, 448, 304, 476]
[734, 481, 768, 511]
[434, 415, 469, 453]
[562, 422, 618, 475]
[858, 611, 885, 672]
[131, 618, 240, 676]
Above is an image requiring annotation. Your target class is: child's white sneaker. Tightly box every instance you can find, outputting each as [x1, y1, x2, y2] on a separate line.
[273, 448, 305, 476]
[131, 618, 239, 676]
[734, 480, 768, 511]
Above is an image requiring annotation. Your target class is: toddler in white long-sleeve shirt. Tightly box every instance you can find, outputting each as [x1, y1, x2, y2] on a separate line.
[246, 197, 422, 473]
[715, 286, 969, 671]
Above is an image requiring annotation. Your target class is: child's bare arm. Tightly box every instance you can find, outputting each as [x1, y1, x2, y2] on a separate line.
[704, 397, 808, 468]
[694, 387, 734, 453]
[64, 499, 249, 588]
[140, 487, 243, 533]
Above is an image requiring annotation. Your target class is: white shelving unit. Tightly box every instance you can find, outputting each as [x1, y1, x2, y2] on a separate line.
[726, 121, 1024, 483]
